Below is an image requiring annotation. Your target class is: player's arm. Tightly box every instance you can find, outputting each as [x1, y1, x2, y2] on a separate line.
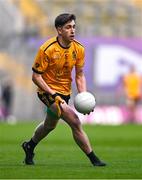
[32, 72, 55, 95]
[32, 72, 64, 116]
[32, 72, 64, 110]
[32, 48, 57, 96]
[32, 49, 64, 104]
[75, 66, 87, 93]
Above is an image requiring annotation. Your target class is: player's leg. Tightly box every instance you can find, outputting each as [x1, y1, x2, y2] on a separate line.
[61, 103, 92, 153]
[126, 98, 136, 123]
[60, 103, 106, 166]
[32, 104, 59, 143]
[22, 102, 60, 165]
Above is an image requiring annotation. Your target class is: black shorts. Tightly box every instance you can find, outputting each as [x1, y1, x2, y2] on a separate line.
[127, 96, 141, 105]
[37, 92, 70, 107]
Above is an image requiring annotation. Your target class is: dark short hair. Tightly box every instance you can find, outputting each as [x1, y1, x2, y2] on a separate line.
[55, 13, 76, 28]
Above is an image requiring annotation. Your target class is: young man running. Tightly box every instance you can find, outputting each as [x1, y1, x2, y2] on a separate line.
[22, 13, 106, 167]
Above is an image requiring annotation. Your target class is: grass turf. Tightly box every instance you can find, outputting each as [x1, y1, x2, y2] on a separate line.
[0, 121, 142, 179]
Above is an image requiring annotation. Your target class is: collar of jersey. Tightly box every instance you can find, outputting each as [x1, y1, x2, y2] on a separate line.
[57, 37, 71, 49]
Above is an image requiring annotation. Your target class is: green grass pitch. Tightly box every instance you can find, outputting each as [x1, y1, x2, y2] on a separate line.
[0, 121, 142, 179]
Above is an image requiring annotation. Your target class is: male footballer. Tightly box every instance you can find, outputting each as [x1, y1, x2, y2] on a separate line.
[22, 13, 106, 167]
[123, 65, 142, 122]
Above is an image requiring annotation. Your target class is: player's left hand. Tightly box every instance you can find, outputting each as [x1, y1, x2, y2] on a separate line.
[84, 109, 94, 115]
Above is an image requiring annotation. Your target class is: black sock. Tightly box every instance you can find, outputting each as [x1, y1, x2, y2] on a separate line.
[87, 151, 100, 164]
[27, 138, 37, 152]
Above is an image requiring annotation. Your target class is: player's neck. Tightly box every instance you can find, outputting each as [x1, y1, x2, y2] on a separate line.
[57, 36, 71, 48]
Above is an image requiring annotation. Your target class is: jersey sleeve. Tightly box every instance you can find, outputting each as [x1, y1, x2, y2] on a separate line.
[32, 48, 49, 74]
[75, 47, 85, 67]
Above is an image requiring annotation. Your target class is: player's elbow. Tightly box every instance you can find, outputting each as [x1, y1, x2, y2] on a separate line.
[32, 73, 35, 82]
[32, 73, 39, 84]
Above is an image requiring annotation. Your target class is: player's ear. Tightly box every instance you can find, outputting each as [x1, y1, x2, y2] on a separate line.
[57, 27, 62, 35]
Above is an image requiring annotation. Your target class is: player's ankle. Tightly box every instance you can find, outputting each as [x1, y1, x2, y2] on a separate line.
[87, 151, 100, 163]
[27, 138, 37, 152]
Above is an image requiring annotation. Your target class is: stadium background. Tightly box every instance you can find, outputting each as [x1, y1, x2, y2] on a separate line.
[0, 0, 142, 124]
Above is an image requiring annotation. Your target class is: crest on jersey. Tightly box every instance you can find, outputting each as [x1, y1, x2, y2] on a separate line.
[35, 63, 40, 68]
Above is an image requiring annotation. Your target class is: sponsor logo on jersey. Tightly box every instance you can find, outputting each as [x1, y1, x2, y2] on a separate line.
[52, 53, 60, 60]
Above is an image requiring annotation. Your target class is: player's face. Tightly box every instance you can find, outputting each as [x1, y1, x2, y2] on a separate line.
[58, 20, 76, 44]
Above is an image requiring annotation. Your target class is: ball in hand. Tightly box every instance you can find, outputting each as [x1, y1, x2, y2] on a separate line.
[74, 92, 96, 114]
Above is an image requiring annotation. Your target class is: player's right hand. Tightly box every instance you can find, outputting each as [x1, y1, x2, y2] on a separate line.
[52, 93, 65, 117]
[52, 93, 65, 104]
[55, 95, 65, 104]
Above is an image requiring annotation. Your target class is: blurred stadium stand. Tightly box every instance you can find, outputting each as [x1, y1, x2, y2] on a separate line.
[0, 0, 142, 121]
[0, 0, 24, 36]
